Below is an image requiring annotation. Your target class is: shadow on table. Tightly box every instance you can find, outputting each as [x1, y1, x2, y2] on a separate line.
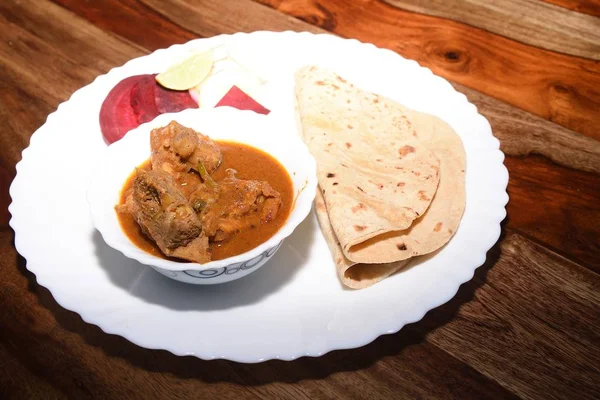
[90, 213, 316, 311]
[19, 220, 506, 385]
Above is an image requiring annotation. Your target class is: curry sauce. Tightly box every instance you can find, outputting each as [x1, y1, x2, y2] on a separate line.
[117, 141, 294, 261]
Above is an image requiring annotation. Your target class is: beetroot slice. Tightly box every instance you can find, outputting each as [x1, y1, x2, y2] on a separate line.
[155, 83, 199, 114]
[130, 74, 160, 124]
[100, 74, 199, 145]
[99, 75, 147, 145]
[215, 86, 270, 115]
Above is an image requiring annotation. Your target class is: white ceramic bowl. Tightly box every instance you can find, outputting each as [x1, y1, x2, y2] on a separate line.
[87, 107, 317, 284]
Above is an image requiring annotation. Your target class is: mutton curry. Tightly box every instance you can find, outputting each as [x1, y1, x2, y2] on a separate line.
[116, 121, 293, 263]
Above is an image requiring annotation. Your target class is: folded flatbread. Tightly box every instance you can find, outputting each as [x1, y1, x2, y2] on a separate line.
[295, 66, 466, 288]
[347, 106, 466, 263]
[315, 189, 409, 289]
[295, 66, 441, 263]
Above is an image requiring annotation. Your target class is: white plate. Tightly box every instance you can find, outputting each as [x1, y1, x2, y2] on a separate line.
[9, 32, 508, 363]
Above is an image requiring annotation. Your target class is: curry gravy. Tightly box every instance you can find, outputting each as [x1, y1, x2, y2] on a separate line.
[117, 141, 294, 262]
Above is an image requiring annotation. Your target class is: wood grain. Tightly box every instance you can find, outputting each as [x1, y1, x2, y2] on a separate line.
[413, 233, 600, 399]
[0, 0, 146, 105]
[52, 0, 197, 51]
[541, 0, 600, 17]
[255, 0, 600, 141]
[0, 342, 65, 399]
[384, 0, 600, 60]
[504, 155, 600, 271]
[451, 82, 600, 174]
[139, 0, 319, 37]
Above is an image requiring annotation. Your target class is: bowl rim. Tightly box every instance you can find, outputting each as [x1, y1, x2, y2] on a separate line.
[87, 107, 318, 272]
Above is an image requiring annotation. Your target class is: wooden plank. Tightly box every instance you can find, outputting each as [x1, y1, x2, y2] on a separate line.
[452, 82, 600, 174]
[0, 342, 66, 399]
[504, 154, 600, 271]
[384, 0, 600, 60]
[52, 0, 198, 51]
[541, 0, 600, 17]
[0, 62, 59, 172]
[138, 0, 320, 37]
[227, 330, 521, 399]
[0, 0, 146, 105]
[410, 233, 600, 399]
[0, 0, 146, 75]
[254, 0, 600, 141]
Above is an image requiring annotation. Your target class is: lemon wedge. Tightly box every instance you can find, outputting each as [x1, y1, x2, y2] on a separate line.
[156, 51, 213, 90]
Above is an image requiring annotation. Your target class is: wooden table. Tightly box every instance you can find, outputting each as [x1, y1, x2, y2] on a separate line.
[1, 1, 599, 398]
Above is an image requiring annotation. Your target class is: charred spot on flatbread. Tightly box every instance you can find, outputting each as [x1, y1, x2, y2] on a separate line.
[351, 203, 367, 213]
[398, 145, 416, 157]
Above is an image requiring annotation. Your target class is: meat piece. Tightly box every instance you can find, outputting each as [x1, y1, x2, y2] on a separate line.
[125, 169, 210, 263]
[150, 121, 222, 193]
[190, 169, 282, 242]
